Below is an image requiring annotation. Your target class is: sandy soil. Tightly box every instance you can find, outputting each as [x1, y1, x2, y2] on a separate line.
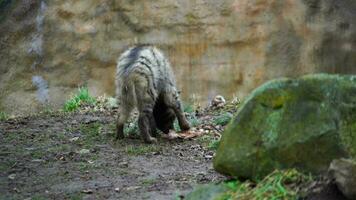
[0, 111, 225, 200]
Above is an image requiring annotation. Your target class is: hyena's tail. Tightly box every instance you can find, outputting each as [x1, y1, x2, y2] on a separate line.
[118, 76, 137, 109]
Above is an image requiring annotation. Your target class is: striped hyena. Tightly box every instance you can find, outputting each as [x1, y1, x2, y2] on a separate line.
[115, 45, 190, 143]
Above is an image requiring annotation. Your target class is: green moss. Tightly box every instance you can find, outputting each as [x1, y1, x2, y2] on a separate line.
[214, 74, 356, 179]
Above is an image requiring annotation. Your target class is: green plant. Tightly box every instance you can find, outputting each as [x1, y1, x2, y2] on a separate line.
[213, 112, 233, 126]
[0, 111, 8, 121]
[63, 87, 96, 112]
[66, 122, 106, 149]
[208, 139, 220, 150]
[217, 169, 312, 200]
[141, 178, 156, 186]
[183, 103, 195, 114]
[124, 121, 140, 137]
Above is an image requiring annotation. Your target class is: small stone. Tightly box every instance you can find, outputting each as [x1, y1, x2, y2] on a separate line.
[115, 187, 120, 192]
[125, 186, 141, 191]
[211, 95, 226, 108]
[31, 159, 44, 162]
[329, 158, 356, 200]
[82, 189, 93, 194]
[69, 137, 79, 142]
[118, 161, 129, 168]
[204, 155, 213, 159]
[8, 174, 16, 180]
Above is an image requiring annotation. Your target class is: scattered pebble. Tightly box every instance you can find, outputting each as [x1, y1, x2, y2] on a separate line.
[8, 174, 16, 180]
[81, 189, 93, 194]
[69, 137, 79, 142]
[204, 155, 213, 159]
[31, 159, 44, 163]
[125, 186, 141, 191]
[118, 161, 129, 168]
[211, 95, 226, 108]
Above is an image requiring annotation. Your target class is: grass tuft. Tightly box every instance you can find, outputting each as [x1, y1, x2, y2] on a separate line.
[213, 112, 233, 126]
[217, 169, 312, 200]
[208, 139, 220, 150]
[183, 103, 195, 114]
[64, 87, 96, 112]
[0, 111, 8, 121]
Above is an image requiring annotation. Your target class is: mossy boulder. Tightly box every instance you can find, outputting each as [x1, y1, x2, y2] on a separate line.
[214, 74, 356, 180]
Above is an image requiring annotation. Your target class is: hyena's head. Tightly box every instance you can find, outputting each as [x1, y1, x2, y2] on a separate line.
[165, 87, 183, 110]
[153, 93, 176, 134]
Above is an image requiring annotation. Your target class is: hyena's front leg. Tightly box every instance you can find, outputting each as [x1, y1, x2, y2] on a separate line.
[116, 120, 125, 140]
[165, 94, 190, 131]
[173, 105, 190, 131]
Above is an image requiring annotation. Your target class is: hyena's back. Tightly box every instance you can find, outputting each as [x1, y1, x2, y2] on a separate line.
[115, 45, 190, 143]
[115, 45, 177, 107]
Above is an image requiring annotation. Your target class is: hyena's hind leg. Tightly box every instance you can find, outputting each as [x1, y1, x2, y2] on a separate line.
[116, 105, 133, 140]
[135, 81, 158, 143]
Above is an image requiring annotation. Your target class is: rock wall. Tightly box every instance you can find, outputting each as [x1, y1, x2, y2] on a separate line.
[0, 0, 355, 115]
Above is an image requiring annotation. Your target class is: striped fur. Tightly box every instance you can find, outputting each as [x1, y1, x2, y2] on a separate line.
[115, 45, 190, 143]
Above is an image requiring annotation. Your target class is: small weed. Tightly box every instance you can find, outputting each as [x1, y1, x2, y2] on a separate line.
[69, 193, 83, 200]
[31, 150, 45, 159]
[213, 112, 233, 126]
[208, 139, 220, 150]
[197, 135, 220, 150]
[125, 144, 160, 156]
[188, 115, 201, 127]
[64, 87, 96, 112]
[40, 106, 55, 116]
[183, 103, 195, 114]
[77, 161, 98, 172]
[0, 160, 16, 172]
[31, 196, 47, 200]
[0, 111, 8, 121]
[3, 132, 20, 142]
[48, 143, 71, 154]
[141, 178, 156, 186]
[78, 122, 104, 146]
[124, 121, 140, 137]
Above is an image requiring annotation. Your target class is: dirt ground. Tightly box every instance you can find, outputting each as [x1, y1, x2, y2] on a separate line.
[0, 107, 348, 200]
[0, 111, 226, 200]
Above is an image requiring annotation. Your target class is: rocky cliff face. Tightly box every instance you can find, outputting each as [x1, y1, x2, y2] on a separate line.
[0, 0, 355, 115]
